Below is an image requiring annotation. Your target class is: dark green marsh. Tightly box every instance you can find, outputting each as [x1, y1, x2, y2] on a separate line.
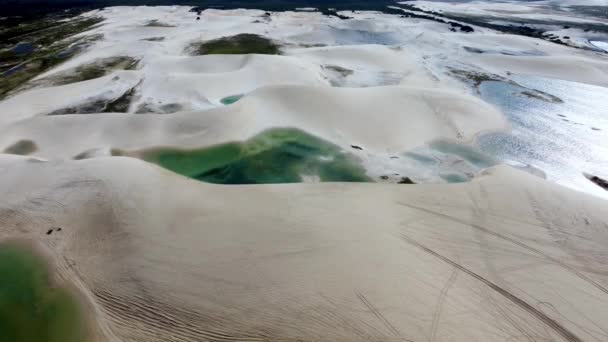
[186, 34, 280, 55]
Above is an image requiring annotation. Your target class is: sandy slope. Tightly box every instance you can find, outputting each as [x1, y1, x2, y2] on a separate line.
[1, 155, 607, 342]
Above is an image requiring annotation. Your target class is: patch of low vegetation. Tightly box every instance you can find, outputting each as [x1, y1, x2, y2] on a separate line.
[379, 174, 416, 184]
[323, 65, 355, 86]
[449, 69, 504, 88]
[144, 20, 175, 28]
[385, 5, 474, 33]
[320, 9, 352, 20]
[324, 65, 354, 77]
[398, 177, 415, 184]
[463, 46, 545, 57]
[22, 56, 138, 90]
[141, 37, 165, 42]
[0, 16, 102, 52]
[519, 90, 563, 104]
[449, 68, 563, 103]
[299, 43, 327, 48]
[104, 85, 138, 113]
[134, 102, 183, 114]
[389, 4, 608, 49]
[0, 15, 103, 99]
[47, 98, 108, 115]
[463, 46, 485, 54]
[3, 139, 37, 155]
[48, 83, 138, 115]
[186, 34, 280, 55]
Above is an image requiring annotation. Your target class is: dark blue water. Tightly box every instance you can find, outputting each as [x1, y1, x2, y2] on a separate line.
[1, 0, 392, 17]
[12, 43, 35, 55]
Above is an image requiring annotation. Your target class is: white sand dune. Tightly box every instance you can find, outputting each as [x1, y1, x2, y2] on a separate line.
[1, 156, 607, 341]
[137, 54, 327, 109]
[0, 71, 141, 124]
[286, 45, 439, 87]
[0, 85, 505, 159]
[471, 54, 608, 87]
[288, 45, 410, 71]
[2, 5, 608, 341]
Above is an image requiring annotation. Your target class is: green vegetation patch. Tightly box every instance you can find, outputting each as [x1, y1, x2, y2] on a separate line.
[141, 128, 370, 184]
[144, 20, 175, 28]
[141, 37, 166, 42]
[27, 56, 139, 89]
[0, 16, 103, 99]
[186, 34, 280, 55]
[0, 16, 103, 53]
[324, 65, 354, 77]
[3, 139, 37, 155]
[0, 241, 88, 342]
[48, 83, 138, 115]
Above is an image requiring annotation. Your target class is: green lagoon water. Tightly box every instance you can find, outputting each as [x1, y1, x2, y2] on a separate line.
[429, 140, 497, 169]
[143, 128, 370, 184]
[0, 242, 87, 342]
[220, 94, 244, 105]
